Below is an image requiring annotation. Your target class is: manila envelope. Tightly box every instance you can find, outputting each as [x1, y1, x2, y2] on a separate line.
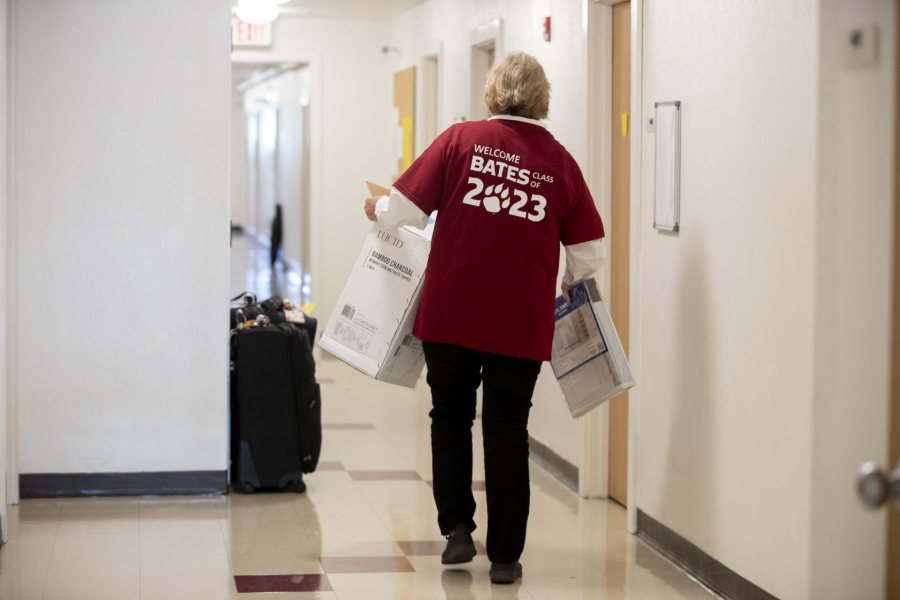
[366, 181, 391, 197]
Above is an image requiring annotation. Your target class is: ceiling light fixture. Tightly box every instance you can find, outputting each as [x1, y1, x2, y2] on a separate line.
[235, 0, 279, 25]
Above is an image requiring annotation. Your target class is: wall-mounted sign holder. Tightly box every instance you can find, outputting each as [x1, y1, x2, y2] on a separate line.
[654, 101, 681, 233]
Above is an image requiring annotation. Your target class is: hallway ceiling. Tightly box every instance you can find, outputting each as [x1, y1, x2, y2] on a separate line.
[231, 0, 427, 88]
[232, 63, 276, 89]
[247, 0, 428, 20]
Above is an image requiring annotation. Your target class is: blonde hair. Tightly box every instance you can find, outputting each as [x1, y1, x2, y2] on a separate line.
[484, 52, 551, 120]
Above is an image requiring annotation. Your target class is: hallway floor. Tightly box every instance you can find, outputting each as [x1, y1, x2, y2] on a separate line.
[0, 239, 716, 599]
[0, 358, 715, 600]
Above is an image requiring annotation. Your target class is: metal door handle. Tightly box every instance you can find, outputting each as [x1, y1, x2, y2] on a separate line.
[856, 461, 900, 508]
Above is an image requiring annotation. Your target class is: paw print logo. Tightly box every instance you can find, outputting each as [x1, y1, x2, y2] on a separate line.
[482, 183, 511, 214]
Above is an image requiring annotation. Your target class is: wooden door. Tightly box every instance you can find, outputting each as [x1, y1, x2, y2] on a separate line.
[609, 0, 631, 506]
[393, 66, 416, 178]
[887, 3, 900, 595]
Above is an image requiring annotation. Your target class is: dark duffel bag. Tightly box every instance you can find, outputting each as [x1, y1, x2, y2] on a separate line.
[230, 293, 287, 329]
[230, 292, 318, 345]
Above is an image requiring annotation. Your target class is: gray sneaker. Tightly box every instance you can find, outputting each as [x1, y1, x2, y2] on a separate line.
[441, 524, 476, 565]
[489, 562, 523, 584]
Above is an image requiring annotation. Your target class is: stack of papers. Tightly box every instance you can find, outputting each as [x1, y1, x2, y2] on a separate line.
[550, 278, 635, 418]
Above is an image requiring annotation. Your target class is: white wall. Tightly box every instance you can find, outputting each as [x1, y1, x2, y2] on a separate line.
[13, 0, 231, 473]
[389, 0, 594, 470]
[232, 17, 395, 328]
[230, 89, 248, 232]
[636, 2, 819, 598]
[810, 1, 896, 598]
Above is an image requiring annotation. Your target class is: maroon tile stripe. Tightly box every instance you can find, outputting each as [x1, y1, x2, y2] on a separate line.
[234, 574, 332, 593]
[319, 556, 415, 574]
[316, 461, 346, 471]
[348, 470, 422, 481]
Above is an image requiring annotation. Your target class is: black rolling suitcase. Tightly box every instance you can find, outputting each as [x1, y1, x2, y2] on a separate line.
[230, 319, 322, 493]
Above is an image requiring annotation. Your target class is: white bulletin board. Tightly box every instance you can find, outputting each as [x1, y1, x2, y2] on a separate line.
[654, 101, 681, 232]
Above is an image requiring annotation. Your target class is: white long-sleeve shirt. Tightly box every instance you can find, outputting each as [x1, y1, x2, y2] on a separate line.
[374, 187, 606, 287]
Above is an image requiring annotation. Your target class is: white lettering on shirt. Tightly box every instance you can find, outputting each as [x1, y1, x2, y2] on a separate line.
[473, 144, 521, 164]
[465, 145, 549, 222]
[469, 153, 530, 185]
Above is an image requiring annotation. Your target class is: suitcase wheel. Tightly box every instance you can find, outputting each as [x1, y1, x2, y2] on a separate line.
[289, 479, 307, 494]
[234, 482, 256, 494]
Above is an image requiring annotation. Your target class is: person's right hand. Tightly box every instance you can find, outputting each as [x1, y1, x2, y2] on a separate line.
[364, 196, 379, 222]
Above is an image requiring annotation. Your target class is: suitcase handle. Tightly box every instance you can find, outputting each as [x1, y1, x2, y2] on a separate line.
[230, 292, 257, 305]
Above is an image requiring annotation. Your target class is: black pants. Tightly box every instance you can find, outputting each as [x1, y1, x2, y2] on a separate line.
[423, 342, 542, 564]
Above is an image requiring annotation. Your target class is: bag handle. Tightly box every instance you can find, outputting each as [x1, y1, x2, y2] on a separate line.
[230, 292, 257, 305]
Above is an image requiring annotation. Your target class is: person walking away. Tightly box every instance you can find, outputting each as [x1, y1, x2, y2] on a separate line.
[364, 52, 605, 585]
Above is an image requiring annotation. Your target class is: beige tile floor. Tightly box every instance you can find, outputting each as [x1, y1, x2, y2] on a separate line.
[0, 240, 717, 599]
[0, 357, 717, 600]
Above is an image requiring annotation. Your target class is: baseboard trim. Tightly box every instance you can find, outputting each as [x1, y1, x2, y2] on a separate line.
[636, 509, 779, 600]
[528, 436, 579, 493]
[20, 471, 228, 498]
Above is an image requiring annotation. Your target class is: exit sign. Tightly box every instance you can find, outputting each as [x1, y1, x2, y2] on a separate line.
[232, 18, 272, 47]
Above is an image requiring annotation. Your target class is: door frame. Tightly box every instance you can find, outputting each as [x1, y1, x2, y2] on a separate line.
[4, 0, 17, 524]
[626, 0, 644, 536]
[469, 18, 503, 122]
[0, 0, 13, 543]
[581, 0, 613, 500]
[889, 0, 900, 594]
[417, 43, 443, 153]
[583, 0, 644, 533]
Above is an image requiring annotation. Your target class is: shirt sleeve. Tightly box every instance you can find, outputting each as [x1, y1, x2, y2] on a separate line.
[375, 187, 430, 230]
[562, 238, 607, 289]
[559, 167, 605, 246]
[391, 127, 452, 215]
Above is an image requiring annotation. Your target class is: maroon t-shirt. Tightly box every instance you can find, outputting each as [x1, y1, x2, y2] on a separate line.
[393, 117, 605, 361]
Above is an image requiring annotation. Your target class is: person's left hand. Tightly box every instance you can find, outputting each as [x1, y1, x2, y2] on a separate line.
[364, 196, 379, 222]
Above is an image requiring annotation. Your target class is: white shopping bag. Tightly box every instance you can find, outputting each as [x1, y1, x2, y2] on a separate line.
[550, 278, 635, 418]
